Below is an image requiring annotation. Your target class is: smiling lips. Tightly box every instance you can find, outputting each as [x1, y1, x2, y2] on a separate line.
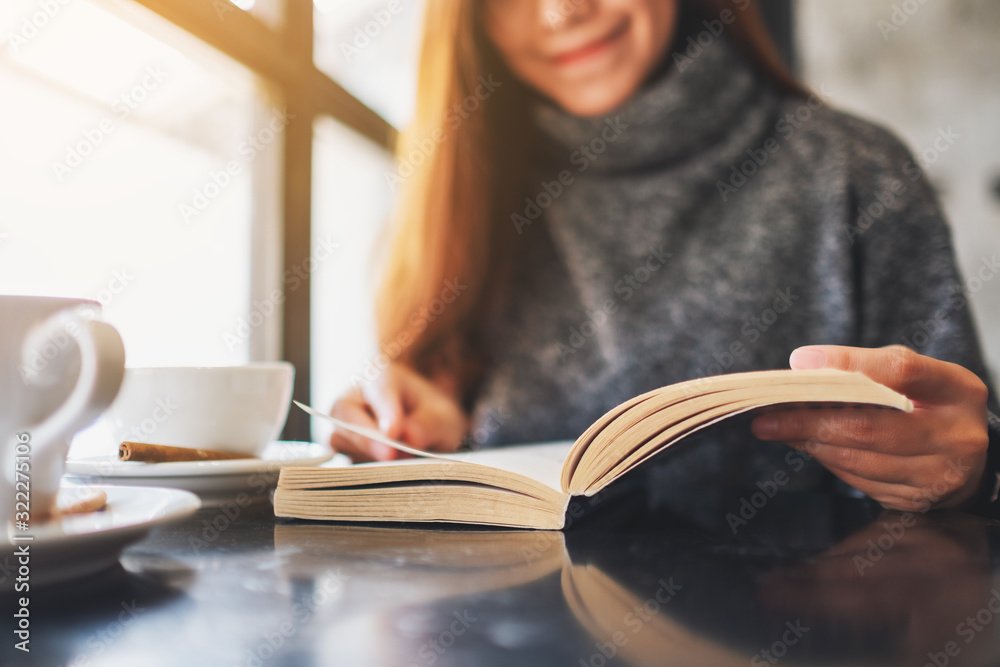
[550, 19, 630, 67]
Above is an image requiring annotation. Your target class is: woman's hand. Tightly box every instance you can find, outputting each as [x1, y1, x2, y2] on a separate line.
[751, 345, 990, 512]
[329, 364, 468, 462]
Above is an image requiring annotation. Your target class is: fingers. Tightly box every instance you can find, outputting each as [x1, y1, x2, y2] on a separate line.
[751, 407, 920, 455]
[786, 438, 934, 485]
[763, 346, 990, 513]
[763, 421, 982, 509]
[403, 395, 468, 452]
[390, 368, 468, 453]
[361, 374, 405, 440]
[789, 344, 983, 405]
[329, 365, 469, 462]
[824, 468, 934, 512]
[329, 389, 399, 462]
[813, 455, 972, 512]
[783, 436, 955, 510]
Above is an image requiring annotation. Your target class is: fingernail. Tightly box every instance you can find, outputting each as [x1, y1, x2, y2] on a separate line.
[752, 415, 777, 439]
[790, 348, 827, 370]
[371, 442, 393, 461]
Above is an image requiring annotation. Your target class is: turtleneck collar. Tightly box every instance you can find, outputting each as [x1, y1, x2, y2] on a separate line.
[531, 24, 768, 174]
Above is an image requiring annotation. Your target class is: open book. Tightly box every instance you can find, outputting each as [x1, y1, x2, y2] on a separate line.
[274, 369, 911, 529]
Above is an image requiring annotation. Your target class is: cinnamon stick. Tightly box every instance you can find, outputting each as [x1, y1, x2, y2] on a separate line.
[119, 441, 254, 462]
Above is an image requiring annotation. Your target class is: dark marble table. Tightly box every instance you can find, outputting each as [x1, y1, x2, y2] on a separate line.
[4, 486, 1000, 667]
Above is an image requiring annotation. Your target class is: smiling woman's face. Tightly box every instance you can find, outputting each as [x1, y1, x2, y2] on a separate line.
[482, 0, 680, 117]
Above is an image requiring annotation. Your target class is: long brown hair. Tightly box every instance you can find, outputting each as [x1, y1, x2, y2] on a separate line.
[376, 0, 803, 398]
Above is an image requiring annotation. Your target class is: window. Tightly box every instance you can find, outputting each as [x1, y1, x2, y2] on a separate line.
[311, 2, 423, 443]
[0, 0, 401, 447]
[313, 0, 424, 128]
[0, 0, 261, 368]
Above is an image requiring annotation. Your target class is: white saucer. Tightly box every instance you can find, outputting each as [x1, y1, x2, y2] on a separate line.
[1, 485, 200, 589]
[63, 441, 347, 505]
[65, 441, 335, 477]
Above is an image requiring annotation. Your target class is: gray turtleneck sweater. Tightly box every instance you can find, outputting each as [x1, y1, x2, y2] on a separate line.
[468, 32, 1000, 520]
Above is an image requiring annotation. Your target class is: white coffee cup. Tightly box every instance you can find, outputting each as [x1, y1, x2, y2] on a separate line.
[102, 363, 295, 457]
[1, 296, 126, 526]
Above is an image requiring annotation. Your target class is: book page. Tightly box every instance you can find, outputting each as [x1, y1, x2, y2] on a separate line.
[453, 442, 571, 492]
[324, 441, 573, 494]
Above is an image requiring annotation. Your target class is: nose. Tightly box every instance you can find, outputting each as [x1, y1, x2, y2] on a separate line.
[539, 0, 597, 30]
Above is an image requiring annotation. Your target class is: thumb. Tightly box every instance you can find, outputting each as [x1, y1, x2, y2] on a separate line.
[789, 344, 945, 402]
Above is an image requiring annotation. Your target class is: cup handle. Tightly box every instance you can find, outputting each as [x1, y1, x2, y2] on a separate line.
[22, 316, 126, 450]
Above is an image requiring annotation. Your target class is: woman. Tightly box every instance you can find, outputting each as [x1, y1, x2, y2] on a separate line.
[331, 0, 1000, 518]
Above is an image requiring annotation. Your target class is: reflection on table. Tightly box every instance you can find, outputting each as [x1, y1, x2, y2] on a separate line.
[3, 490, 999, 667]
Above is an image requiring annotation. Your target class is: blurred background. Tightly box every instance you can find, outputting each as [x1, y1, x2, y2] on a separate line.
[0, 0, 997, 452]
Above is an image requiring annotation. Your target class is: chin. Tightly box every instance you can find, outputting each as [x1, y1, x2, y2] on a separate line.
[550, 81, 642, 118]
